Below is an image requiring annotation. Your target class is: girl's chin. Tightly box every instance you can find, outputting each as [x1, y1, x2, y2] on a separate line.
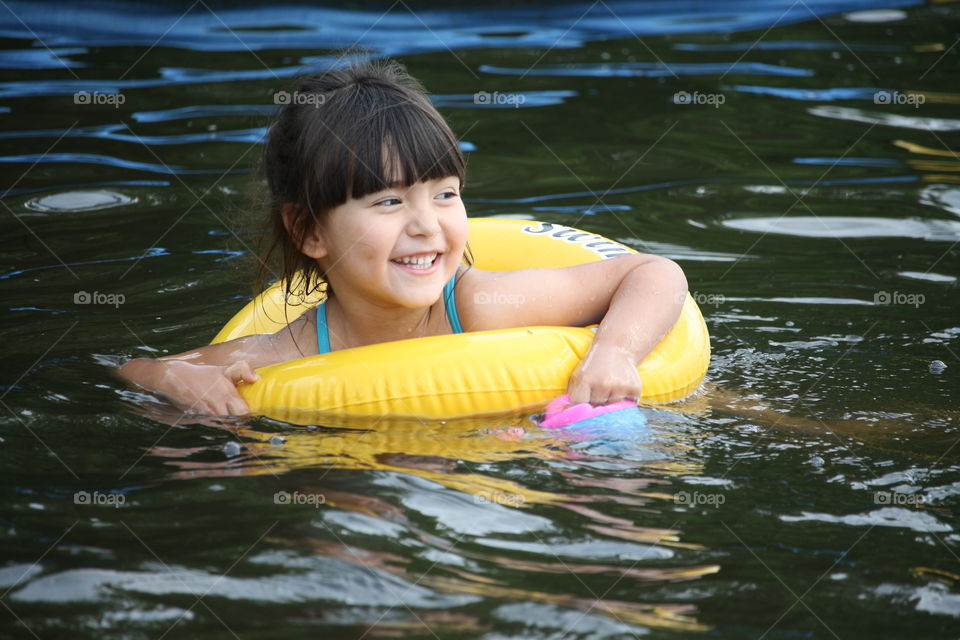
[386, 268, 452, 307]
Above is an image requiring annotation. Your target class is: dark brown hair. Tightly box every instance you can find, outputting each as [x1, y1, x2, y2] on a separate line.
[255, 58, 470, 307]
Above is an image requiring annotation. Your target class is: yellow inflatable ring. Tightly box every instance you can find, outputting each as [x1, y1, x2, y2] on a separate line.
[212, 218, 710, 424]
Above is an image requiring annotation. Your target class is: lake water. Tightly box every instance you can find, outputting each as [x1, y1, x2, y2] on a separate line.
[1, 1, 958, 637]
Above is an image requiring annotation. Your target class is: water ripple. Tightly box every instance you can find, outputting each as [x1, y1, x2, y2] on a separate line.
[480, 61, 814, 78]
[0, 152, 248, 175]
[0, 0, 923, 53]
[809, 105, 960, 131]
[722, 215, 960, 240]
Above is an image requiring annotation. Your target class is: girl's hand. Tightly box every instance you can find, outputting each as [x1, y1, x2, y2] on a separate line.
[152, 359, 259, 416]
[565, 344, 642, 407]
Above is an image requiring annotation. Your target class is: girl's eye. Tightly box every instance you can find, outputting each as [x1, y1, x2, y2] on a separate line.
[376, 197, 402, 207]
[436, 191, 459, 200]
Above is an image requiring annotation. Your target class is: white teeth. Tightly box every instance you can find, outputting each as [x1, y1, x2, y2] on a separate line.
[392, 253, 437, 268]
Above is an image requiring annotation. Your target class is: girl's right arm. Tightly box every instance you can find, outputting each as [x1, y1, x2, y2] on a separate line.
[117, 309, 316, 416]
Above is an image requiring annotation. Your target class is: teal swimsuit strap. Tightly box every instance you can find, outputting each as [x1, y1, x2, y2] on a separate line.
[444, 274, 464, 334]
[317, 275, 462, 355]
[316, 302, 331, 355]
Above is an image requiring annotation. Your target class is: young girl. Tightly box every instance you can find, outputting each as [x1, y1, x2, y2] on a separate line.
[118, 59, 688, 417]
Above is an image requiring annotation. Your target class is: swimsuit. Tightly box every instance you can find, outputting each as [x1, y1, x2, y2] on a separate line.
[316, 274, 464, 354]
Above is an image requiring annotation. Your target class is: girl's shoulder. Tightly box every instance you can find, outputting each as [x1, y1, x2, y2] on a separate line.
[452, 264, 503, 332]
[270, 304, 321, 359]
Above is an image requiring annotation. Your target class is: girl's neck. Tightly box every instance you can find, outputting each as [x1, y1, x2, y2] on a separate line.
[325, 293, 440, 350]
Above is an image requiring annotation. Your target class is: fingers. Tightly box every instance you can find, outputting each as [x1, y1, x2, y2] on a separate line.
[184, 382, 251, 417]
[225, 395, 250, 416]
[157, 361, 255, 418]
[224, 361, 260, 385]
[565, 383, 590, 406]
[216, 362, 256, 415]
[215, 379, 251, 416]
[201, 394, 249, 417]
[567, 384, 642, 407]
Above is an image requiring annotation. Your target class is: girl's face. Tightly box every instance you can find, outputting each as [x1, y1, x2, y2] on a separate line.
[314, 176, 468, 309]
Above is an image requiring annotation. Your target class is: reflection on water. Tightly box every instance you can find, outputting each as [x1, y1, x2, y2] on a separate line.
[124, 403, 716, 631]
[2, 0, 959, 637]
[722, 214, 960, 239]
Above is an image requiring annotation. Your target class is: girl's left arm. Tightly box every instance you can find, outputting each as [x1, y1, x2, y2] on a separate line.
[461, 254, 688, 405]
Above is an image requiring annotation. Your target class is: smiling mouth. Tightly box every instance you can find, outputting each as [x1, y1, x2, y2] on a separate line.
[390, 252, 440, 269]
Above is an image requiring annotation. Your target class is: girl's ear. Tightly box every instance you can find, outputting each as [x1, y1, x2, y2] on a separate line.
[281, 203, 327, 259]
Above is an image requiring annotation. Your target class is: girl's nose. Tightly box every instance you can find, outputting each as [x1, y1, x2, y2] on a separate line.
[407, 203, 441, 236]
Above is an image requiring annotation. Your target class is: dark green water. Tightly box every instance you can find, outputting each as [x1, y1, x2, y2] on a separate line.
[1, 1, 958, 637]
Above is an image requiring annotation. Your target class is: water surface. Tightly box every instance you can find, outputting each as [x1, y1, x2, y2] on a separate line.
[1, 1, 958, 637]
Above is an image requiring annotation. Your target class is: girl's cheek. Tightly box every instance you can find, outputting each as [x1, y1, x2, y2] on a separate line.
[444, 209, 468, 238]
[348, 240, 383, 266]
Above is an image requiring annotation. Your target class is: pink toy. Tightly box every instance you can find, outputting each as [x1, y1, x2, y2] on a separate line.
[538, 394, 638, 429]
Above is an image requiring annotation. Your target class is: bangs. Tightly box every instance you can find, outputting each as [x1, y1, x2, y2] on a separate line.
[278, 62, 466, 221]
[342, 99, 465, 200]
